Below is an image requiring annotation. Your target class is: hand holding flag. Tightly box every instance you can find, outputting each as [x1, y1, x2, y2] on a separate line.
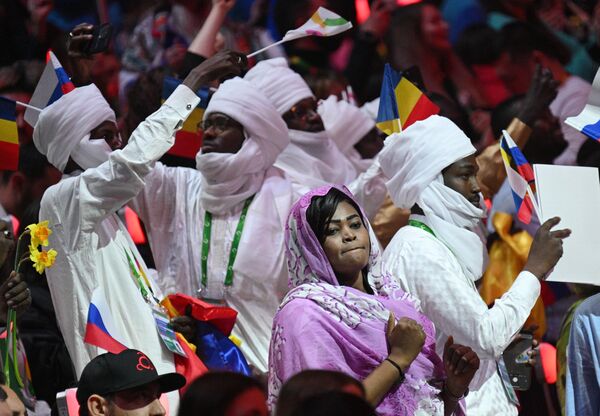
[247, 7, 353, 58]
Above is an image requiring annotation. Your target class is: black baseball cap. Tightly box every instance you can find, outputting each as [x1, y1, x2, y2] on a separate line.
[76, 349, 185, 411]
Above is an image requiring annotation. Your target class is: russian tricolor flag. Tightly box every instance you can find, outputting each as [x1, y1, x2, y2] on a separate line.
[84, 287, 127, 354]
[500, 131, 538, 224]
[565, 66, 600, 141]
[24, 51, 75, 128]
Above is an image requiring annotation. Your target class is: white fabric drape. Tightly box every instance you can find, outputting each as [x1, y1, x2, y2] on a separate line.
[33, 84, 115, 172]
[195, 77, 289, 212]
[318, 95, 375, 173]
[275, 129, 357, 189]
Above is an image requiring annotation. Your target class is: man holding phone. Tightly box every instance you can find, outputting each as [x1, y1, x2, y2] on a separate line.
[380, 115, 570, 416]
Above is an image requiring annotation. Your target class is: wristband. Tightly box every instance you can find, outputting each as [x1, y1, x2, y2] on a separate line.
[384, 358, 405, 384]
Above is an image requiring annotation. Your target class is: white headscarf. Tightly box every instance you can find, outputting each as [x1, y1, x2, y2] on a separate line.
[379, 115, 487, 281]
[33, 84, 116, 172]
[196, 77, 289, 212]
[318, 95, 375, 173]
[244, 57, 314, 115]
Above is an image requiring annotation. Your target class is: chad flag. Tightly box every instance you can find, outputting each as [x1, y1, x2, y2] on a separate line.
[376, 64, 439, 135]
[162, 77, 210, 159]
[0, 97, 19, 171]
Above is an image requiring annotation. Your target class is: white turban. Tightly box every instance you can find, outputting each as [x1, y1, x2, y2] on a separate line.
[33, 84, 116, 172]
[196, 77, 289, 212]
[379, 115, 476, 210]
[318, 95, 374, 154]
[379, 115, 487, 281]
[244, 58, 313, 115]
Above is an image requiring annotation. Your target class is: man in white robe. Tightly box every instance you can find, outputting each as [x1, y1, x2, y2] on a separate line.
[318, 95, 383, 174]
[379, 115, 570, 415]
[130, 77, 297, 373]
[244, 57, 387, 219]
[33, 51, 244, 410]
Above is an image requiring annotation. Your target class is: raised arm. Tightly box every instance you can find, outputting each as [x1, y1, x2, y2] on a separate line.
[51, 51, 247, 237]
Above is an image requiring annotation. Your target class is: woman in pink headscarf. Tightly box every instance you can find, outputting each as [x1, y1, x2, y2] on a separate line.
[268, 185, 480, 415]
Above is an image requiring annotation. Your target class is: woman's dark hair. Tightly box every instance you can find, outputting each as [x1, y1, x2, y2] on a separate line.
[290, 391, 376, 416]
[178, 372, 265, 416]
[306, 188, 364, 244]
[305, 188, 373, 293]
[276, 370, 364, 416]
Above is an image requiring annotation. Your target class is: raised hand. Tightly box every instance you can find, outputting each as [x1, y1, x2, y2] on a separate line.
[518, 65, 559, 127]
[386, 312, 426, 370]
[443, 336, 480, 398]
[67, 23, 94, 59]
[212, 0, 236, 13]
[182, 50, 247, 91]
[524, 217, 571, 280]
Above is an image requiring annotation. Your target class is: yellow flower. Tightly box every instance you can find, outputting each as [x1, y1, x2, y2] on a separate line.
[26, 221, 52, 247]
[29, 246, 57, 274]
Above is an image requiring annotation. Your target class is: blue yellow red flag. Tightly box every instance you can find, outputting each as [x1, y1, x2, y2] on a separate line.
[376, 64, 439, 135]
[0, 97, 19, 171]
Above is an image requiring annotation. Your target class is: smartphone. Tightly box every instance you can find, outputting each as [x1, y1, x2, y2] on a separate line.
[86, 23, 113, 54]
[502, 333, 533, 391]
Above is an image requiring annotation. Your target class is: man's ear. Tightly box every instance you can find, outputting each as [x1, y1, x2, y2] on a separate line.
[8, 172, 26, 194]
[88, 394, 109, 416]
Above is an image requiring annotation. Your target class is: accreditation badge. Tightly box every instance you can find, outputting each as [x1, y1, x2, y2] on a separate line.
[151, 306, 187, 357]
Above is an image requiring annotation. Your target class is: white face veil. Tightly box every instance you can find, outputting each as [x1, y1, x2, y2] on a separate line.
[379, 115, 487, 281]
[196, 77, 289, 212]
[33, 84, 116, 172]
[318, 95, 376, 173]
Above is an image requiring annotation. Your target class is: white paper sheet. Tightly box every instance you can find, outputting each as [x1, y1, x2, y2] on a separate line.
[534, 164, 600, 285]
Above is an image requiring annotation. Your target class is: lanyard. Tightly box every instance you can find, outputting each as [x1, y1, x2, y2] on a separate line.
[201, 196, 254, 289]
[124, 248, 161, 306]
[408, 219, 436, 237]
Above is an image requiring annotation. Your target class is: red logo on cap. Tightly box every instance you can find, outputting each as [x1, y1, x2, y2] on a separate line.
[136, 352, 155, 372]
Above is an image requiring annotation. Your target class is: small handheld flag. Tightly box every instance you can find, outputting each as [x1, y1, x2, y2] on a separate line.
[25, 51, 74, 127]
[162, 77, 210, 159]
[247, 7, 353, 58]
[376, 64, 439, 135]
[0, 97, 19, 171]
[565, 66, 600, 141]
[499, 130, 539, 224]
[84, 287, 128, 354]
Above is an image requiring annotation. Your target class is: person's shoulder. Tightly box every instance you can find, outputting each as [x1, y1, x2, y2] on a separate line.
[573, 293, 600, 319]
[40, 178, 74, 206]
[556, 76, 592, 102]
[386, 225, 448, 253]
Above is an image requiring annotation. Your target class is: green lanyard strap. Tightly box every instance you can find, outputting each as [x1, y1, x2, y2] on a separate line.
[202, 196, 254, 289]
[408, 219, 436, 237]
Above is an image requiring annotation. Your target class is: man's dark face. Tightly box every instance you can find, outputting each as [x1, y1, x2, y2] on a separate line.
[496, 52, 536, 95]
[282, 98, 325, 132]
[106, 382, 164, 416]
[90, 121, 122, 151]
[442, 155, 481, 208]
[200, 112, 245, 154]
[354, 128, 384, 159]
